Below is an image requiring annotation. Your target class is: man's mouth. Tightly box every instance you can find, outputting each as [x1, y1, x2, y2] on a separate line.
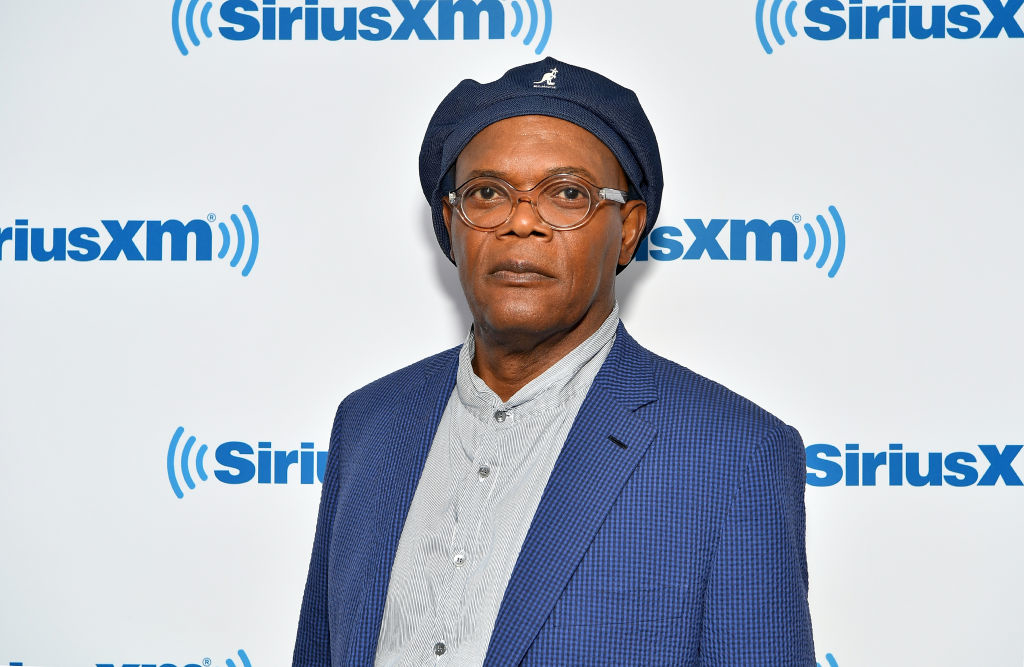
[488, 259, 553, 280]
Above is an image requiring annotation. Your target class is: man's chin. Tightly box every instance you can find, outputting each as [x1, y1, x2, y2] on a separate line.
[469, 293, 602, 347]
[473, 299, 567, 337]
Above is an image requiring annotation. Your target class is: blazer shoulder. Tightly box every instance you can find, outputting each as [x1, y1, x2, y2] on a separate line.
[632, 344, 804, 510]
[640, 344, 795, 442]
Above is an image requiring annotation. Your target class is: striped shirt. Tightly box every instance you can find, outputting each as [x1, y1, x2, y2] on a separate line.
[373, 304, 620, 666]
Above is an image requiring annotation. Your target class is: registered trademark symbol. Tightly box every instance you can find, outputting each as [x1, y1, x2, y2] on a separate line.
[203, 658, 212, 667]
[207, 213, 216, 223]
[792, 213, 802, 223]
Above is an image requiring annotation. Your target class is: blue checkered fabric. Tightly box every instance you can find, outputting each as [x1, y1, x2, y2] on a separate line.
[293, 323, 814, 666]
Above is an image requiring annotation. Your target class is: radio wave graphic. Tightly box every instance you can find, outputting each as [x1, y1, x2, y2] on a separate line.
[167, 426, 210, 499]
[509, 0, 553, 55]
[216, 204, 260, 277]
[817, 653, 839, 667]
[802, 205, 846, 278]
[172, 0, 215, 56]
[225, 649, 252, 667]
[756, 0, 799, 54]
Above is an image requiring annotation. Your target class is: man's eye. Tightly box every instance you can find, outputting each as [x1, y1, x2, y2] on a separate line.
[469, 185, 503, 200]
[549, 186, 587, 203]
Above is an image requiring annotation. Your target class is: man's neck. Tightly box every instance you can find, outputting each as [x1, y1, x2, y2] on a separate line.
[470, 304, 614, 402]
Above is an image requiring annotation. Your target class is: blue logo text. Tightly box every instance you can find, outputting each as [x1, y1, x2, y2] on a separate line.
[757, 0, 1023, 53]
[0, 206, 258, 276]
[806, 443, 1023, 487]
[636, 206, 846, 278]
[173, 0, 552, 55]
[167, 427, 327, 498]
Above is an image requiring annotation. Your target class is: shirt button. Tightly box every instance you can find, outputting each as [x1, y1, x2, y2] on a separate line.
[494, 410, 507, 423]
[453, 553, 465, 566]
[478, 464, 491, 478]
[434, 642, 446, 656]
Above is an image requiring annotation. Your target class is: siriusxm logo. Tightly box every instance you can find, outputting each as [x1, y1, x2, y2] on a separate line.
[806, 443, 1023, 487]
[636, 205, 846, 278]
[97, 648, 251, 667]
[0, 205, 259, 277]
[171, 0, 552, 56]
[167, 426, 326, 498]
[817, 654, 839, 667]
[757, 0, 1023, 53]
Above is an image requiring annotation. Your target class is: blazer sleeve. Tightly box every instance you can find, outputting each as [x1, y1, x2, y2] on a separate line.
[293, 401, 347, 666]
[699, 422, 815, 666]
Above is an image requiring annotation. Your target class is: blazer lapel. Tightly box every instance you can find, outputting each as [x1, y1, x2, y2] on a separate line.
[483, 325, 659, 666]
[345, 350, 459, 665]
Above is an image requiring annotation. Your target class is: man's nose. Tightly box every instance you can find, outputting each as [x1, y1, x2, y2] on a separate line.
[500, 197, 553, 239]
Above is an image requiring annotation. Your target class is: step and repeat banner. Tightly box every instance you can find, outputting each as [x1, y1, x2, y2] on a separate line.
[1, 1, 1021, 665]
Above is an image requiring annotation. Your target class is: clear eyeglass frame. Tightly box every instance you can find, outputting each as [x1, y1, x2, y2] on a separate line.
[447, 173, 630, 232]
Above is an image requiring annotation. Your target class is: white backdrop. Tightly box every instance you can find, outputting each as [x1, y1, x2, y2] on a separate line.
[1, 1, 1022, 665]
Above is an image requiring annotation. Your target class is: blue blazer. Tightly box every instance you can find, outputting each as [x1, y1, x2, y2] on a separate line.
[294, 323, 814, 666]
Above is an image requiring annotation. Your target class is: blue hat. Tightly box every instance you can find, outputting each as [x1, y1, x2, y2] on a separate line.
[418, 57, 663, 272]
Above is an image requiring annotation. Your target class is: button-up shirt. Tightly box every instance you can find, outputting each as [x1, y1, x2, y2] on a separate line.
[374, 304, 620, 666]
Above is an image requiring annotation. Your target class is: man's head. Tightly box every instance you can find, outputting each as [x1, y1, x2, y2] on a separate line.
[419, 58, 663, 270]
[418, 58, 663, 346]
[441, 114, 647, 346]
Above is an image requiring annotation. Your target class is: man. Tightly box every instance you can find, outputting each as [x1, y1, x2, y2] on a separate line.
[294, 57, 814, 666]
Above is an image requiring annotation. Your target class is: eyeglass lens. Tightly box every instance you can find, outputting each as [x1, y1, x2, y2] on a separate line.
[459, 176, 593, 228]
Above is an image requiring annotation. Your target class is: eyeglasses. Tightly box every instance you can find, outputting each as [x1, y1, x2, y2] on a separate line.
[448, 173, 629, 231]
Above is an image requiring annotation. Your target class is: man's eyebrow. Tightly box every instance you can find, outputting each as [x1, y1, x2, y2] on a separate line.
[464, 169, 510, 181]
[544, 166, 600, 181]
[463, 166, 602, 183]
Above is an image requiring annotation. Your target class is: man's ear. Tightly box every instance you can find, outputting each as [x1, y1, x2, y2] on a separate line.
[441, 197, 456, 263]
[617, 200, 647, 266]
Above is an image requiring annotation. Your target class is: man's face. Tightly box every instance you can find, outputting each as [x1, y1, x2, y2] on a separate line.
[442, 115, 646, 347]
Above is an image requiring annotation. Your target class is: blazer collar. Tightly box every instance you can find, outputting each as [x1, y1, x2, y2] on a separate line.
[346, 322, 659, 664]
[591, 320, 659, 412]
[483, 323, 660, 665]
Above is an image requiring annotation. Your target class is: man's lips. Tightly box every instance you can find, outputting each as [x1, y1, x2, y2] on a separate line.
[487, 259, 554, 281]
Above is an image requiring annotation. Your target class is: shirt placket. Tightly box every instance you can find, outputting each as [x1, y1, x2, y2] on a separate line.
[432, 407, 508, 663]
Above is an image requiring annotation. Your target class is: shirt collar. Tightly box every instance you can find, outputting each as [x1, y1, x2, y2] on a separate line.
[455, 303, 620, 423]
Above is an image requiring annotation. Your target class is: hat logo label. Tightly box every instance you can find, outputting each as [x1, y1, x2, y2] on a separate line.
[532, 67, 558, 89]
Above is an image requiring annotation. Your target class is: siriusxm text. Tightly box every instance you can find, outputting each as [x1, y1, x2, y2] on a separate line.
[219, 0, 504, 41]
[803, 0, 1024, 40]
[0, 219, 212, 262]
[215, 441, 327, 485]
[636, 218, 798, 262]
[806, 443, 1023, 487]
